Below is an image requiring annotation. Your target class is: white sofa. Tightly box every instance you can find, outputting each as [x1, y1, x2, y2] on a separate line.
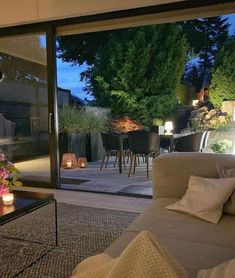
[104, 153, 235, 277]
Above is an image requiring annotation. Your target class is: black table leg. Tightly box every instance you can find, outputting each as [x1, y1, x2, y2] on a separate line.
[118, 137, 123, 173]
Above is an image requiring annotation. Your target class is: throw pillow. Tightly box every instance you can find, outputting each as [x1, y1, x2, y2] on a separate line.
[166, 176, 235, 224]
[71, 231, 187, 278]
[216, 164, 235, 179]
[197, 257, 235, 278]
[216, 164, 235, 215]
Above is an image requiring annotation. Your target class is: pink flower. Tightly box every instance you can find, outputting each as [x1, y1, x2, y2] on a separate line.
[0, 154, 6, 162]
[0, 187, 9, 197]
[0, 168, 9, 179]
[7, 161, 13, 167]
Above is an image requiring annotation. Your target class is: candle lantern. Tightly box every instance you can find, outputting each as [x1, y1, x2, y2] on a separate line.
[61, 153, 77, 169]
[78, 157, 88, 168]
[2, 193, 14, 206]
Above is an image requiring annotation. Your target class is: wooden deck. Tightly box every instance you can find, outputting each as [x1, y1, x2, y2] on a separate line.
[15, 156, 153, 197]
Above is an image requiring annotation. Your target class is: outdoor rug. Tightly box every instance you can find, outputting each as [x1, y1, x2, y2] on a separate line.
[0, 203, 138, 278]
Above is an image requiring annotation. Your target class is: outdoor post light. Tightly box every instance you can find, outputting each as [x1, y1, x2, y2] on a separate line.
[164, 121, 173, 135]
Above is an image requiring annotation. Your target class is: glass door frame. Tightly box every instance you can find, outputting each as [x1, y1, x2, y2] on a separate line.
[0, 25, 60, 189]
[0, 0, 231, 190]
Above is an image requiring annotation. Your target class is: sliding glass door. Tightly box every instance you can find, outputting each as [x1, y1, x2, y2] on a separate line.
[0, 32, 58, 187]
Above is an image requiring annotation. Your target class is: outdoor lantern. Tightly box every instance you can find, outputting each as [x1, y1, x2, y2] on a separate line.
[2, 193, 14, 206]
[164, 121, 173, 135]
[192, 99, 199, 106]
[61, 153, 77, 169]
[78, 157, 88, 168]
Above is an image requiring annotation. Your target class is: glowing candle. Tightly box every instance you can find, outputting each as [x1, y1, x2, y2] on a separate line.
[78, 157, 87, 168]
[66, 161, 72, 168]
[2, 193, 14, 206]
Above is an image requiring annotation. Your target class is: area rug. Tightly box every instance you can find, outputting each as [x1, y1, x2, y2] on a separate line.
[0, 203, 138, 278]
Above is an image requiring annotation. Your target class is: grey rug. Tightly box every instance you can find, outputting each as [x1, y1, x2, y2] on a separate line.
[0, 203, 138, 278]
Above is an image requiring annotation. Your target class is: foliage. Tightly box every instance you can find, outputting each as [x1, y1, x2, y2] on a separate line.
[59, 105, 110, 134]
[181, 16, 230, 89]
[181, 17, 229, 70]
[214, 115, 231, 130]
[0, 153, 22, 193]
[210, 36, 235, 108]
[184, 64, 204, 92]
[57, 30, 121, 66]
[191, 118, 201, 132]
[59, 105, 81, 134]
[152, 118, 164, 126]
[111, 116, 143, 133]
[80, 24, 187, 126]
[211, 139, 232, 154]
[176, 83, 187, 105]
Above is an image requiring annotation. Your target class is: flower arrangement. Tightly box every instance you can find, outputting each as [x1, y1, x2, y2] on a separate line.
[0, 153, 22, 196]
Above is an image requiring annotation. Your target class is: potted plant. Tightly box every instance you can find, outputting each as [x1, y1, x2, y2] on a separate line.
[0, 153, 22, 196]
[59, 105, 110, 162]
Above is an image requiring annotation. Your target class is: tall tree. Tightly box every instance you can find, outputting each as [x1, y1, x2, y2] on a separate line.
[210, 36, 235, 108]
[181, 16, 230, 88]
[57, 29, 135, 66]
[81, 24, 187, 125]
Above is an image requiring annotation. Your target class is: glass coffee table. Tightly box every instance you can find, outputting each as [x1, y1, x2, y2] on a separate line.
[0, 190, 57, 277]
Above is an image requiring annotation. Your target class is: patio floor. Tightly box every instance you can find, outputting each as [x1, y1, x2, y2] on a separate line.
[15, 156, 153, 198]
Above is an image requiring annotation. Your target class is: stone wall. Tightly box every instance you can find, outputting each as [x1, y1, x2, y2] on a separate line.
[222, 100, 235, 119]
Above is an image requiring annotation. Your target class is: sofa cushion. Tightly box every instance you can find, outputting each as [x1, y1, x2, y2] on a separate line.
[166, 176, 235, 224]
[216, 164, 235, 215]
[198, 257, 235, 278]
[105, 198, 235, 278]
[126, 198, 235, 248]
[152, 153, 235, 200]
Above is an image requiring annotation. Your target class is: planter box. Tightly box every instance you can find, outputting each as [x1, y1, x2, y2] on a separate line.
[149, 125, 165, 134]
[59, 132, 104, 163]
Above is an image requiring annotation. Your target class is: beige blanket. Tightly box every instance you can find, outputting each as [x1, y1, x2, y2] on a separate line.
[71, 231, 187, 278]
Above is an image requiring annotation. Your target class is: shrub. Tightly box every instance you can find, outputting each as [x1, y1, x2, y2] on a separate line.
[59, 105, 110, 134]
[211, 139, 232, 154]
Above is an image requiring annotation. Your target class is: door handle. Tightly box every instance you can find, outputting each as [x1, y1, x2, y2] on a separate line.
[48, 113, 53, 133]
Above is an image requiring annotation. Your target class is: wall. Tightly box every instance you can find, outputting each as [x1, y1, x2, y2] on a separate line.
[0, 0, 183, 28]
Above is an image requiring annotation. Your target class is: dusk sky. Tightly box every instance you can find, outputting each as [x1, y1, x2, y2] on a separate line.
[56, 14, 235, 101]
